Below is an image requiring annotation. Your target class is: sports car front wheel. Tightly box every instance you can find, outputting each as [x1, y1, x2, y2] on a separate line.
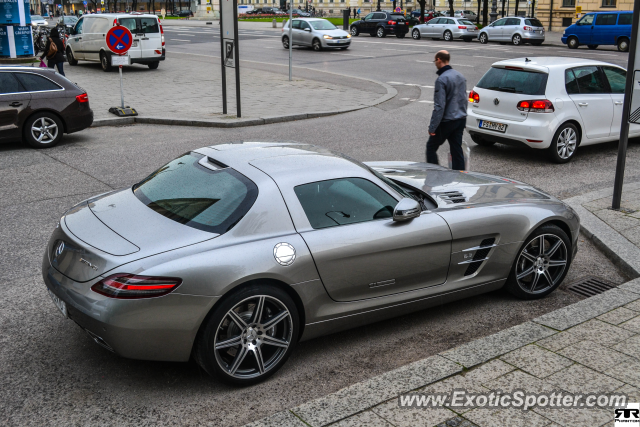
[505, 224, 572, 300]
[194, 284, 299, 385]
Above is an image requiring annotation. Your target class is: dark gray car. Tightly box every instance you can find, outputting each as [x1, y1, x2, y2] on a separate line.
[43, 143, 579, 385]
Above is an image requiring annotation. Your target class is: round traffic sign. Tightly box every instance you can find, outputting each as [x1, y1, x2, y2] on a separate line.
[106, 25, 133, 55]
[395, 6, 401, 12]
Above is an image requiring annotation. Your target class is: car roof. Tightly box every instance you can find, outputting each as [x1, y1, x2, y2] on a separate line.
[490, 56, 620, 72]
[0, 66, 56, 72]
[85, 13, 158, 18]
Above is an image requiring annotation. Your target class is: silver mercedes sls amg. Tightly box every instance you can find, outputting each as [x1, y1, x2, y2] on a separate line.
[43, 143, 579, 385]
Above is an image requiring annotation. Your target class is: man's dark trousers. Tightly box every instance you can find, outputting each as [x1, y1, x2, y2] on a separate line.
[426, 117, 466, 170]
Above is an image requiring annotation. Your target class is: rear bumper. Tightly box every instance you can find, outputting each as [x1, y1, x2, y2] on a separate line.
[66, 108, 93, 134]
[383, 25, 409, 34]
[131, 56, 164, 64]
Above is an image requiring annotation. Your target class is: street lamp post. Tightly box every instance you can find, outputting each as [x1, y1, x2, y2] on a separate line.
[489, 0, 497, 22]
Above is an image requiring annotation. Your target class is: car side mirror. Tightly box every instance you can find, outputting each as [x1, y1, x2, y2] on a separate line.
[393, 198, 421, 222]
[304, 27, 311, 31]
[361, 17, 365, 20]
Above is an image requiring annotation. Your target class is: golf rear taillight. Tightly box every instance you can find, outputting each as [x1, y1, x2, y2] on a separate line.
[469, 90, 480, 103]
[517, 99, 554, 113]
[523, 26, 532, 31]
[76, 93, 88, 103]
[91, 274, 182, 299]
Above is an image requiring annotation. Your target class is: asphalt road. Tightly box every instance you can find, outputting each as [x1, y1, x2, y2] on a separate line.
[1, 29, 638, 427]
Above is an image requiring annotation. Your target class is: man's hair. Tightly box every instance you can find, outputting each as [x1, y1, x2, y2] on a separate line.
[435, 51, 450, 63]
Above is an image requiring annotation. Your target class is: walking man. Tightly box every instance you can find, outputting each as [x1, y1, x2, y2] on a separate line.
[427, 50, 467, 170]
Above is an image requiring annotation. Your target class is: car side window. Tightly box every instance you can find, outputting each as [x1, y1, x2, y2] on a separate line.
[577, 14, 594, 26]
[492, 18, 507, 26]
[565, 69, 580, 95]
[506, 18, 520, 25]
[595, 13, 617, 25]
[74, 17, 83, 34]
[13, 73, 62, 92]
[602, 66, 626, 94]
[618, 14, 632, 25]
[300, 21, 310, 30]
[446, 19, 455, 24]
[364, 13, 374, 21]
[291, 20, 301, 29]
[294, 178, 398, 230]
[374, 13, 386, 19]
[571, 66, 606, 94]
[0, 72, 25, 94]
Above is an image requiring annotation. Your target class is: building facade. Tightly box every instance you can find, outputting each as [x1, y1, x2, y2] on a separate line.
[536, 0, 633, 31]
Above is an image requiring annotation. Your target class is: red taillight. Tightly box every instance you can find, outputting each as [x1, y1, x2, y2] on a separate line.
[91, 274, 183, 299]
[523, 26, 532, 31]
[160, 24, 165, 46]
[517, 99, 554, 113]
[469, 90, 480, 103]
[388, 20, 396, 25]
[76, 93, 88, 103]
[458, 26, 467, 29]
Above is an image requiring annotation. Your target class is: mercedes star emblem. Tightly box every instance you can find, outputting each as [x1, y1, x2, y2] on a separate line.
[274, 243, 296, 266]
[55, 242, 65, 257]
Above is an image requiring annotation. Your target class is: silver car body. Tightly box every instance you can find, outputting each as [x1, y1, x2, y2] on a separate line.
[479, 16, 545, 44]
[414, 17, 478, 40]
[282, 18, 351, 48]
[43, 143, 579, 362]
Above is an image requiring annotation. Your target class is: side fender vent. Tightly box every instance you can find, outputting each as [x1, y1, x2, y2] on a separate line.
[435, 191, 467, 204]
[464, 238, 496, 276]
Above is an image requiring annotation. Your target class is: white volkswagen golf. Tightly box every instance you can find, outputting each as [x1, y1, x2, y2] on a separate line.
[467, 57, 637, 163]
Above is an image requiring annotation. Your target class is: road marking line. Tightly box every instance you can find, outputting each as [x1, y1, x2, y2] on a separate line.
[177, 34, 195, 36]
[473, 55, 509, 59]
[170, 39, 192, 42]
[387, 81, 404, 84]
[421, 85, 434, 88]
[330, 53, 375, 58]
[419, 100, 434, 103]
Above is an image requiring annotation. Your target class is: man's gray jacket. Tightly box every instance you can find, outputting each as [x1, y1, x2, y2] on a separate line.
[429, 65, 468, 134]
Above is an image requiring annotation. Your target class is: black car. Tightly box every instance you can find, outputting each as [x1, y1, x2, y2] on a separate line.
[260, 6, 280, 14]
[0, 67, 93, 148]
[350, 11, 410, 38]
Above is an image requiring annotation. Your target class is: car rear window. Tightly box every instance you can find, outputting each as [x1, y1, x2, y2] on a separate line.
[525, 18, 543, 27]
[390, 14, 406, 20]
[618, 14, 632, 25]
[459, 20, 474, 25]
[476, 67, 548, 95]
[119, 17, 159, 33]
[133, 152, 258, 234]
[14, 73, 62, 92]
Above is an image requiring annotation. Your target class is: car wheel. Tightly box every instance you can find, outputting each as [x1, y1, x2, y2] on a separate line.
[66, 47, 78, 65]
[412, 29, 421, 40]
[548, 122, 579, 163]
[100, 52, 112, 72]
[193, 284, 299, 386]
[512, 34, 522, 45]
[618, 37, 630, 52]
[23, 112, 63, 149]
[312, 38, 322, 51]
[505, 225, 572, 300]
[479, 32, 488, 44]
[376, 27, 386, 38]
[148, 61, 159, 69]
[470, 134, 495, 147]
[443, 30, 452, 41]
[396, 33, 405, 38]
[282, 36, 289, 49]
[567, 36, 579, 49]
[587, 44, 598, 50]
[350, 26, 359, 36]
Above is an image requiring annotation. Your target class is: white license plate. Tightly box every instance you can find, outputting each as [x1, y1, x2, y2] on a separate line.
[479, 120, 507, 133]
[132, 41, 138, 47]
[48, 289, 67, 318]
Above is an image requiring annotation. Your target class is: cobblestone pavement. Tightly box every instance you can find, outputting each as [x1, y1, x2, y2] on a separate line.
[247, 184, 640, 427]
[65, 54, 387, 121]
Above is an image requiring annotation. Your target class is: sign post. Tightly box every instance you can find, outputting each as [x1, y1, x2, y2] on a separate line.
[612, 0, 640, 209]
[220, 0, 241, 117]
[106, 25, 137, 117]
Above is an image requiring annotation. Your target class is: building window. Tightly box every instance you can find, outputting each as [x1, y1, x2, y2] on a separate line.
[562, 0, 574, 6]
[602, 0, 615, 6]
[562, 17, 572, 26]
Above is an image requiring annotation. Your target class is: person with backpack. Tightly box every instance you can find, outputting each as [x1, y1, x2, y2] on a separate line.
[40, 27, 66, 76]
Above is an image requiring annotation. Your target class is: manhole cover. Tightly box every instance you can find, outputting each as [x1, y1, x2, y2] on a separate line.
[567, 276, 617, 298]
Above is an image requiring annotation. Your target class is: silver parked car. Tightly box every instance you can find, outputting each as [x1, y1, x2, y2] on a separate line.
[282, 17, 351, 51]
[43, 143, 579, 385]
[412, 17, 478, 41]
[479, 16, 545, 46]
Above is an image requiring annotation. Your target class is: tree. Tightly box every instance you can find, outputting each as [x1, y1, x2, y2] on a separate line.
[418, 0, 425, 23]
[448, 0, 454, 19]
[482, 0, 488, 25]
[476, 0, 481, 23]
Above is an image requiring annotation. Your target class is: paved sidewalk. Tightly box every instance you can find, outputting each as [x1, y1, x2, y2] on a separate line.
[246, 183, 640, 427]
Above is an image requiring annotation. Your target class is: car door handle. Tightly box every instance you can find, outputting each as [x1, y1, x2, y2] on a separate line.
[578, 102, 589, 107]
[614, 101, 623, 105]
[9, 102, 22, 107]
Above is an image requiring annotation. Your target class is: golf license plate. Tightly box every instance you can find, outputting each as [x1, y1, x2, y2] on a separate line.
[479, 120, 507, 133]
[48, 289, 67, 318]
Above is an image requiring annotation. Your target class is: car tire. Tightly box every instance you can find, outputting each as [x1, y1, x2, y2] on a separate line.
[100, 52, 112, 72]
[282, 36, 289, 49]
[396, 33, 405, 38]
[412, 29, 421, 40]
[148, 61, 159, 69]
[587, 44, 598, 50]
[470, 134, 495, 147]
[567, 36, 579, 49]
[350, 26, 359, 36]
[548, 122, 579, 164]
[479, 32, 488, 44]
[443, 30, 452, 41]
[23, 112, 64, 149]
[66, 47, 78, 66]
[376, 27, 386, 38]
[312, 38, 322, 51]
[618, 37, 630, 52]
[504, 224, 572, 300]
[512, 34, 522, 45]
[193, 283, 300, 386]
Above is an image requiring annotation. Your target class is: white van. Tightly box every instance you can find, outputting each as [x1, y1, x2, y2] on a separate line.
[66, 13, 165, 71]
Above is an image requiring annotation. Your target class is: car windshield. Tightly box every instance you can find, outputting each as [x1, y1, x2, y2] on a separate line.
[32, 15, 44, 20]
[63, 16, 78, 24]
[525, 18, 543, 27]
[477, 67, 548, 95]
[310, 20, 337, 30]
[459, 19, 474, 25]
[133, 152, 258, 234]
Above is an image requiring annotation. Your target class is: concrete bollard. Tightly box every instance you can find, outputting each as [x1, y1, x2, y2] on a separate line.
[282, 19, 287, 27]
[273, 18, 277, 28]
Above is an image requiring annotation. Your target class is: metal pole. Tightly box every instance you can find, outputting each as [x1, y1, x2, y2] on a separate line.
[288, 5, 292, 81]
[219, 0, 227, 114]
[233, 0, 241, 117]
[612, 0, 640, 209]
[119, 65, 124, 108]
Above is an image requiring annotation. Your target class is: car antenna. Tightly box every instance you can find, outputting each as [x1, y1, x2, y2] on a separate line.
[525, 58, 531, 62]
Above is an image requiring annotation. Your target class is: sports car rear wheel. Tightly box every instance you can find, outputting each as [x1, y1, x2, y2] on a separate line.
[505, 225, 571, 300]
[194, 284, 299, 385]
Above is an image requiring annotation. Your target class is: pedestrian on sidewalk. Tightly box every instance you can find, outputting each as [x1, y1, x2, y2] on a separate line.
[348, 6, 351, 17]
[353, 7, 356, 18]
[357, 8, 360, 17]
[40, 27, 66, 76]
[426, 50, 467, 170]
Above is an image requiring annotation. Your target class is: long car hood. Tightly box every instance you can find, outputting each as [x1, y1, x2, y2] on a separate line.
[50, 188, 218, 282]
[365, 161, 554, 206]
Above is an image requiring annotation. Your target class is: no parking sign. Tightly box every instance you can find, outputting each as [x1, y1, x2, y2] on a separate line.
[106, 25, 132, 54]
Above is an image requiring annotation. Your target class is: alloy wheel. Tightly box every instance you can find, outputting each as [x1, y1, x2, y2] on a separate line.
[31, 117, 59, 144]
[444, 31, 452, 41]
[515, 234, 567, 295]
[283, 37, 289, 49]
[556, 127, 577, 160]
[313, 40, 321, 50]
[377, 27, 385, 37]
[351, 27, 358, 36]
[412, 29, 420, 39]
[479, 33, 487, 44]
[213, 295, 293, 379]
[512, 34, 521, 45]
